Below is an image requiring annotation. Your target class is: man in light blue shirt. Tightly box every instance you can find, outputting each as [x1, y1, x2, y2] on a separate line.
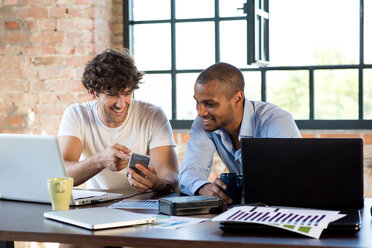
[178, 62, 301, 204]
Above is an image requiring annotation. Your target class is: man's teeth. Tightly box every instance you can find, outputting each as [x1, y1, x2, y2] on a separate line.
[112, 108, 124, 113]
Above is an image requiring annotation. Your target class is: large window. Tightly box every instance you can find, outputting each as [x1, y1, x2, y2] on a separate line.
[124, 0, 372, 129]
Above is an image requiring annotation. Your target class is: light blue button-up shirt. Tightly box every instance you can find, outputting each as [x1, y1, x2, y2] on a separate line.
[178, 98, 301, 196]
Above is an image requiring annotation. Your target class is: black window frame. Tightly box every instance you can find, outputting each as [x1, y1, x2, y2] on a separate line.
[124, 0, 372, 130]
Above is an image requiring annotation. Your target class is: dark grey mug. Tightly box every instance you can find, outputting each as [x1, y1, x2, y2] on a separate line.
[220, 172, 243, 205]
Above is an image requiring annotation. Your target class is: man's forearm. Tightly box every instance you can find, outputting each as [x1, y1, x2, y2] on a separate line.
[64, 157, 103, 186]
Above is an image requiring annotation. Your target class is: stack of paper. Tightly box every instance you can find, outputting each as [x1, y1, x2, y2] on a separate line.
[212, 206, 345, 238]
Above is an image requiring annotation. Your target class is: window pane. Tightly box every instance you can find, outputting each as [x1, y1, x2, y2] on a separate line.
[365, 0, 372, 64]
[176, 22, 215, 69]
[176, 0, 214, 19]
[266, 71, 309, 119]
[242, 71, 261, 101]
[176, 73, 199, 119]
[270, 0, 358, 66]
[132, 24, 171, 70]
[314, 69, 358, 119]
[132, 0, 170, 21]
[134, 74, 172, 119]
[219, 0, 246, 17]
[364, 69, 372, 119]
[220, 20, 247, 68]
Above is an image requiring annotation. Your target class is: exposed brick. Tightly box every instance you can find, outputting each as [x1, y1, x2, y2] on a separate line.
[3, 92, 25, 103]
[34, 104, 66, 115]
[0, 56, 27, 68]
[56, 44, 75, 55]
[14, 7, 48, 19]
[23, 45, 41, 55]
[363, 134, 372, 145]
[41, 44, 56, 54]
[76, 0, 93, 4]
[179, 133, 191, 144]
[57, 0, 75, 4]
[39, 0, 55, 5]
[49, 7, 67, 18]
[22, 0, 39, 5]
[76, 18, 93, 30]
[38, 18, 57, 30]
[68, 8, 94, 18]
[3, 0, 19, 5]
[75, 43, 93, 54]
[31, 78, 66, 91]
[22, 19, 36, 30]
[5, 21, 20, 30]
[40, 31, 64, 43]
[56, 93, 76, 103]
[0, 79, 29, 91]
[0, 116, 6, 127]
[7, 116, 24, 126]
[39, 93, 58, 104]
[3, 32, 28, 44]
[65, 31, 93, 45]
[66, 56, 91, 66]
[31, 56, 65, 66]
[1, 68, 21, 79]
[319, 133, 361, 138]
[57, 18, 75, 31]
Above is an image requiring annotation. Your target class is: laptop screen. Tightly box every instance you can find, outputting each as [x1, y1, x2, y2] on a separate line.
[241, 138, 364, 210]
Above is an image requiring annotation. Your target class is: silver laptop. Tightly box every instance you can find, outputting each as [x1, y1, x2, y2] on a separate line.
[0, 133, 124, 205]
[44, 207, 156, 230]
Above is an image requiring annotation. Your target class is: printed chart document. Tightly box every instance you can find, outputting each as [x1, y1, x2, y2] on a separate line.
[212, 206, 346, 238]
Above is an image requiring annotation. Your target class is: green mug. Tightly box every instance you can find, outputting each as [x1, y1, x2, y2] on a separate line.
[47, 177, 73, 211]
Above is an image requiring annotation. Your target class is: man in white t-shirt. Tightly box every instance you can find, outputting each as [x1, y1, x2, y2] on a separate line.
[58, 49, 178, 193]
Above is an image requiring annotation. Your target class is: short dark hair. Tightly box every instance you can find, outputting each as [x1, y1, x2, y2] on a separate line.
[196, 62, 245, 98]
[82, 48, 144, 95]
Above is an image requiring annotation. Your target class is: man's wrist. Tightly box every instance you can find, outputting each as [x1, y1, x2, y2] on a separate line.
[195, 182, 211, 195]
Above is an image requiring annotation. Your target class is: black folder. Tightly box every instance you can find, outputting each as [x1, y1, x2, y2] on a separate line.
[220, 138, 363, 234]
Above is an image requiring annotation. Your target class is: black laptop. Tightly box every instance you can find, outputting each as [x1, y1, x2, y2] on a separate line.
[220, 138, 364, 234]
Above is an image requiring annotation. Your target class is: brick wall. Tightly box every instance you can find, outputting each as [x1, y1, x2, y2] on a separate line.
[0, 0, 112, 134]
[1, 0, 372, 199]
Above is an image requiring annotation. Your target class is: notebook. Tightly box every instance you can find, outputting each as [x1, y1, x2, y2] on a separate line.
[0, 133, 124, 206]
[44, 207, 156, 230]
[220, 138, 363, 234]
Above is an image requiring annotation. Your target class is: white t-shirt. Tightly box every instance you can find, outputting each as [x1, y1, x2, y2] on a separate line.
[58, 100, 176, 191]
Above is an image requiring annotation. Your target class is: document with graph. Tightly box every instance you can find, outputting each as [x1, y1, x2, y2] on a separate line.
[212, 206, 346, 238]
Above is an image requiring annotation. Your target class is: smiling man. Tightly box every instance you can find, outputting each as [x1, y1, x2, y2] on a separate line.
[58, 49, 178, 193]
[178, 62, 301, 204]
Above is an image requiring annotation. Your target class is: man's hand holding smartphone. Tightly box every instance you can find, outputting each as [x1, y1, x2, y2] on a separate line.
[127, 152, 160, 192]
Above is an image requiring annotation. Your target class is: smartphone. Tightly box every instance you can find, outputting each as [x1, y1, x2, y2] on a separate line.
[128, 152, 150, 177]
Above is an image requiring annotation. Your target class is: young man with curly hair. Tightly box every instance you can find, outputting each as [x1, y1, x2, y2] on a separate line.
[58, 49, 178, 193]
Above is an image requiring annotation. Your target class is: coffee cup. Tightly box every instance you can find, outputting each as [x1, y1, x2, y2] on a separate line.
[47, 177, 73, 211]
[220, 173, 243, 205]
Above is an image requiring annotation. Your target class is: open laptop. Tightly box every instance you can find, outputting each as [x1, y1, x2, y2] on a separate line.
[44, 207, 156, 230]
[0, 133, 124, 206]
[220, 138, 363, 234]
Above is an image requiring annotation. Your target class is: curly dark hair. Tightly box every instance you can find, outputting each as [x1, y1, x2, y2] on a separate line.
[82, 48, 144, 95]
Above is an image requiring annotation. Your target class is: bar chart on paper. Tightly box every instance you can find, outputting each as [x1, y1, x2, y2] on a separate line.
[212, 206, 346, 238]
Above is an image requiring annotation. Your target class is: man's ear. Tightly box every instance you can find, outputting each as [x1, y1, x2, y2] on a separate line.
[232, 90, 244, 107]
[89, 89, 97, 99]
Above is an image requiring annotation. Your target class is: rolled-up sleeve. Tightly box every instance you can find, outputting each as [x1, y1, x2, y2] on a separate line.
[178, 118, 216, 195]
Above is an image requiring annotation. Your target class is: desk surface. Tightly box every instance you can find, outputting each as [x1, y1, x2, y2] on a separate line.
[0, 191, 371, 248]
